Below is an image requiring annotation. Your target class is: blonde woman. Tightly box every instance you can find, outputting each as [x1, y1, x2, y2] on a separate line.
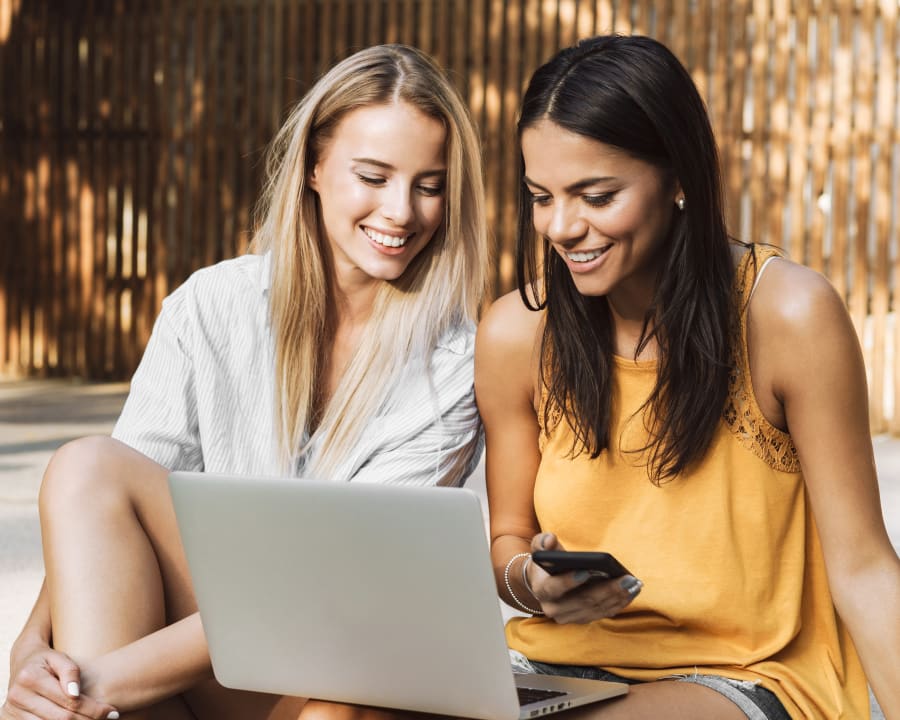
[4, 44, 488, 720]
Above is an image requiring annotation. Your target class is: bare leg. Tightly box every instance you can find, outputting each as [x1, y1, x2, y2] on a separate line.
[294, 680, 748, 720]
[38, 436, 298, 720]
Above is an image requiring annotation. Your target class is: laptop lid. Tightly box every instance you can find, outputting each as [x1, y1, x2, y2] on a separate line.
[169, 472, 626, 720]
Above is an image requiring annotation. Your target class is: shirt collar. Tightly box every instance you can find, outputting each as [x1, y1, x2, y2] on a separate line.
[259, 250, 273, 296]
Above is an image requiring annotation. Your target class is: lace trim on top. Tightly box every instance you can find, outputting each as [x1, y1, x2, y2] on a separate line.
[723, 245, 801, 473]
[538, 245, 801, 472]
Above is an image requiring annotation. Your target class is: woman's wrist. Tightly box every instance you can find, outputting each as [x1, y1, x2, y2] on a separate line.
[10, 626, 50, 664]
[504, 552, 544, 615]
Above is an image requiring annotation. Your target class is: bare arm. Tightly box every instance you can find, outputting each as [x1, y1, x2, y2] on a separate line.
[475, 291, 545, 609]
[475, 292, 637, 621]
[749, 261, 900, 718]
[10, 580, 52, 665]
[80, 613, 212, 712]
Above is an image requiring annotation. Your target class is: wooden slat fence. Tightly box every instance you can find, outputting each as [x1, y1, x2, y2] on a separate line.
[1, 0, 898, 434]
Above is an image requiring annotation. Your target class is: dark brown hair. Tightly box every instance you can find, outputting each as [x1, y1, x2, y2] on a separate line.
[516, 35, 735, 483]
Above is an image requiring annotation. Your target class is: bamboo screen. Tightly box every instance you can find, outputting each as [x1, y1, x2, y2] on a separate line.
[1, 0, 898, 433]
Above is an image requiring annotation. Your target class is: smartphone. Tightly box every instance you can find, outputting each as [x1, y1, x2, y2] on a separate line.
[531, 550, 630, 580]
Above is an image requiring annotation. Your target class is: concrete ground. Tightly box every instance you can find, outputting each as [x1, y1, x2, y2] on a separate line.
[1, 378, 897, 716]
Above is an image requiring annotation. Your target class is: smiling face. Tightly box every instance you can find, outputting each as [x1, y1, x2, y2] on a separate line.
[309, 101, 447, 291]
[521, 118, 681, 310]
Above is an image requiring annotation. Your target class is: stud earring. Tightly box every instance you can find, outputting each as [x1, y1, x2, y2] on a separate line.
[676, 197, 686, 211]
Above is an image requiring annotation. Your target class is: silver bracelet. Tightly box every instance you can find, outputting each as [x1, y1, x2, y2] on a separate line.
[504, 552, 544, 615]
[522, 554, 540, 596]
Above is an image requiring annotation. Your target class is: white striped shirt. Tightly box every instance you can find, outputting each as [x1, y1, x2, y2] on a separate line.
[113, 253, 483, 487]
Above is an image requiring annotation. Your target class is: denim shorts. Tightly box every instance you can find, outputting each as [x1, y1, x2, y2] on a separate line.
[509, 650, 791, 720]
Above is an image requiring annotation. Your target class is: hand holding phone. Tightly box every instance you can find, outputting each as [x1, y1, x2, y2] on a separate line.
[531, 550, 630, 580]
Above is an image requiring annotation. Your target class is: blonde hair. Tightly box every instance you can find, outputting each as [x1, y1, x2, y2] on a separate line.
[250, 44, 489, 477]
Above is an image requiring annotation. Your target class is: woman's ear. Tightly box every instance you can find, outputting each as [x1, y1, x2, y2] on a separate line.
[308, 167, 320, 192]
[673, 180, 685, 211]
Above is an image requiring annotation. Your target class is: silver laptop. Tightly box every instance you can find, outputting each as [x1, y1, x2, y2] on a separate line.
[168, 472, 628, 720]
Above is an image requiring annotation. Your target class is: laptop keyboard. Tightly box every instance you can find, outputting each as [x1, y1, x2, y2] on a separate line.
[517, 686, 568, 706]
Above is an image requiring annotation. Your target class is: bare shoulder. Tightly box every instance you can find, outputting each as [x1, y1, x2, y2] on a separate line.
[476, 289, 544, 359]
[747, 255, 863, 404]
[475, 289, 545, 410]
[748, 255, 851, 339]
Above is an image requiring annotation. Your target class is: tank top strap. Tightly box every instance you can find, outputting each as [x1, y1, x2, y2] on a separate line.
[723, 245, 801, 472]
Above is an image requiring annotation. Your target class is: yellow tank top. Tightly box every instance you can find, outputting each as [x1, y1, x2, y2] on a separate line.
[506, 246, 870, 719]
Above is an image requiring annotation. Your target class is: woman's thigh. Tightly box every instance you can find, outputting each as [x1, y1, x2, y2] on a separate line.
[520, 656, 786, 720]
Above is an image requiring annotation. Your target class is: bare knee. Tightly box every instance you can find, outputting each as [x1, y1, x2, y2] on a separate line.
[39, 436, 155, 518]
[298, 700, 414, 720]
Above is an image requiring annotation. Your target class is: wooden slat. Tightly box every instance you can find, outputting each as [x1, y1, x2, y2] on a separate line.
[540, 0, 557, 62]
[270, 0, 284, 130]
[483, 0, 504, 297]
[48, 5, 64, 372]
[558, 0, 577, 47]
[418, 0, 433, 53]
[34, 1, 51, 373]
[303, 0, 315, 83]
[498, 0, 522, 297]
[669, 0, 689, 65]
[150, 0, 169, 338]
[576, 0, 595, 38]
[614, 0, 630, 35]
[0, 0, 9, 371]
[722, 0, 749, 236]
[348, 0, 365, 55]
[807, 0, 833, 274]
[522, 0, 540, 80]
[401, 0, 414, 44]
[468, 0, 486, 130]
[367, 0, 382, 49]
[202, 0, 220, 271]
[786, 0, 811, 265]
[850, 0, 876, 365]
[747, 0, 769, 247]
[333, 0, 348, 61]
[829, 0, 854, 297]
[875, 0, 900, 433]
[634, 0, 653, 34]
[384, 0, 399, 44]
[708, 2, 729, 150]
[119, 0, 137, 372]
[766, 0, 790, 250]
[691, 0, 711, 100]
[222, 0, 240, 258]
[434, 0, 449, 67]
[89, 4, 107, 376]
[451, 1, 467, 97]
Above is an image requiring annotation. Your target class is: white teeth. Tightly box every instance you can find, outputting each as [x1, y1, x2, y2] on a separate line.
[364, 227, 409, 247]
[566, 247, 608, 262]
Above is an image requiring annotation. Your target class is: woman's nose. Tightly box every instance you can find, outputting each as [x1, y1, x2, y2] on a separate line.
[543, 201, 587, 245]
[381, 184, 414, 226]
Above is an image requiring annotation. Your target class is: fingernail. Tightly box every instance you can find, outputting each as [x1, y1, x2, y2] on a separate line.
[107, 712, 120, 719]
[67, 681, 80, 697]
[620, 575, 642, 596]
[573, 570, 590, 583]
[539, 534, 548, 549]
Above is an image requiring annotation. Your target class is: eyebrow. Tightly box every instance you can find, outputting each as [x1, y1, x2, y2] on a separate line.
[352, 157, 446, 177]
[523, 175, 616, 193]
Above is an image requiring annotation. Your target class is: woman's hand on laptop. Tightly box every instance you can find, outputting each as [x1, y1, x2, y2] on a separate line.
[3, 642, 120, 720]
[526, 533, 643, 625]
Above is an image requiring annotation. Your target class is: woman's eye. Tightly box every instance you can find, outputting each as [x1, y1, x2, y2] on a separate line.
[357, 174, 386, 186]
[529, 193, 551, 207]
[417, 184, 444, 197]
[583, 193, 614, 207]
